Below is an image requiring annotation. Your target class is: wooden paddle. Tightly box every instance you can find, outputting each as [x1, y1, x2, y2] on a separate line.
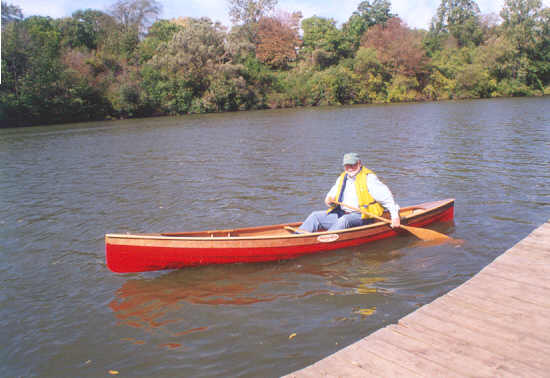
[333, 200, 450, 241]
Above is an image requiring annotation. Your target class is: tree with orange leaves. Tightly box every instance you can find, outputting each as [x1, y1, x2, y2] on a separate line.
[360, 17, 428, 77]
[256, 11, 302, 68]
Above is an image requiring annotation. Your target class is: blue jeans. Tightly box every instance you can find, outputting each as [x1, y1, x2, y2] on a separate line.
[299, 209, 369, 232]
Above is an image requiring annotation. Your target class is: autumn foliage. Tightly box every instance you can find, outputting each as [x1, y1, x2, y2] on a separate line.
[256, 12, 301, 68]
[361, 17, 428, 76]
[1, 0, 549, 127]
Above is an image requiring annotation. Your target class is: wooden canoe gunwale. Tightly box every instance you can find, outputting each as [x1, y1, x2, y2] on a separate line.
[105, 199, 454, 242]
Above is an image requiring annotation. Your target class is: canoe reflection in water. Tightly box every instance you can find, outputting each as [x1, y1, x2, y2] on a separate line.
[108, 245, 409, 342]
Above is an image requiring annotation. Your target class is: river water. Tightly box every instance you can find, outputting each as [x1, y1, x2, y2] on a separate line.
[1, 97, 549, 377]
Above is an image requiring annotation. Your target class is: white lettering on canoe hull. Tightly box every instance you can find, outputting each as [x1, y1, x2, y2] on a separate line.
[317, 234, 340, 243]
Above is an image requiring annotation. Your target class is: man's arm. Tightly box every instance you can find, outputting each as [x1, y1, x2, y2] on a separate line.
[366, 174, 400, 227]
[324, 179, 339, 207]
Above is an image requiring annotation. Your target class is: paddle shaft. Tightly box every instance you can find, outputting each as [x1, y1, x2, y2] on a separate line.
[332, 201, 393, 224]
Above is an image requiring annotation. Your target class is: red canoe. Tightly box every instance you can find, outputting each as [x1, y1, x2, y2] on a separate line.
[105, 198, 454, 273]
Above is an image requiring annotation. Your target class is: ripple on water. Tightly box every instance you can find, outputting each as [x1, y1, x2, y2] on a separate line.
[1, 97, 549, 376]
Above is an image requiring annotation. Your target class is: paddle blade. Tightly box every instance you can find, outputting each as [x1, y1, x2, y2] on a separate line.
[401, 225, 450, 242]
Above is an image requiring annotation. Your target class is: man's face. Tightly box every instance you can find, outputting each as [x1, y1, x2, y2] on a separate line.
[344, 162, 361, 176]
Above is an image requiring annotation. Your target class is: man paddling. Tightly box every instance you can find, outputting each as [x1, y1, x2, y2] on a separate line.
[298, 153, 401, 233]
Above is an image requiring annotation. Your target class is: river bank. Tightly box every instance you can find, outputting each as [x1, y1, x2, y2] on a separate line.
[3, 1, 549, 130]
[2, 91, 549, 129]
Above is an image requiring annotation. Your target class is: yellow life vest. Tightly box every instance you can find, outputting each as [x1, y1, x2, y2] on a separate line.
[327, 166, 385, 219]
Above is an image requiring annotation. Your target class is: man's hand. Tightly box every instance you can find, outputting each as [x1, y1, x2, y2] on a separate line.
[391, 217, 401, 228]
[325, 196, 336, 207]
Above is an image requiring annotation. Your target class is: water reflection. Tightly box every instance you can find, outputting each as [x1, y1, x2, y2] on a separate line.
[109, 243, 407, 334]
[4, 97, 548, 377]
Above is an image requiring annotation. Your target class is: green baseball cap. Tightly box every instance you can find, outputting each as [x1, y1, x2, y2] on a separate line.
[342, 152, 360, 165]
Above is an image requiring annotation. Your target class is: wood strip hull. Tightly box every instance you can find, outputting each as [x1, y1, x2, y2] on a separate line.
[106, 199, 454, 273]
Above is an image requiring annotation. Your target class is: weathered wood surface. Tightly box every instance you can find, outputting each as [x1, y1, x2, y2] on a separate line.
[285, 220, 550, 377]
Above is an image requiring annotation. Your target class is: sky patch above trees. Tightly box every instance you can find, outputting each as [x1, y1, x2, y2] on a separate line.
[9, 0, 550, 29]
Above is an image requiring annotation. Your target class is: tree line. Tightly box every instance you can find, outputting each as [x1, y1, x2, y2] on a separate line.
[1, 0, 549, 127]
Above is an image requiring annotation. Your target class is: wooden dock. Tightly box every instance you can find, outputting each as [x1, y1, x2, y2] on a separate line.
[286, 220, 550, 377]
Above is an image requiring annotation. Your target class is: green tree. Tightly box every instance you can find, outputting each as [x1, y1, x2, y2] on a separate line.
[387, 74, 420, 102]
[150, 18, 227, 88]
[536, 8, 550, 89]
[355, 0, 394, 26]
[240, 55, 275, 108]
[1, 1, 23, 24]
[500, 0, 548, 90]
[228, 0, 277, 24]
[144, 17, 242, 113]
[138, 19, 183, 63]
[428, 0, 483, 49]
[227, 0, 277, 43]
[343, 0, 395, 51]
[427, 45, 497, 99]
[1, 16, 112, 126]
[226, 24, 256, 63]
[500, 0, 541, 52]
[109, 0, 162, 37]
[1, 2, 25, 94]
[301, 16, 352, 68]
[351, 47, 388, 102]
[106, 0, 162, 58]
[305, 65, 358, 105]
[56, 9, 117, 50]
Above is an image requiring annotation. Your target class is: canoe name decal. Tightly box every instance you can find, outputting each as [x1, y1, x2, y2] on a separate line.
[317, 234, 339, 243]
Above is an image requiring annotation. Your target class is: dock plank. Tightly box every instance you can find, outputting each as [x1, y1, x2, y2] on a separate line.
[413, 297, 550, 353]
[363, 324, 506, 377]
[455, 274, 550, 308]
[340, 333, 451, 377]
[389, 321, 544, 377]
[285, 220, 550, 377]
[393, 319, 550, 375]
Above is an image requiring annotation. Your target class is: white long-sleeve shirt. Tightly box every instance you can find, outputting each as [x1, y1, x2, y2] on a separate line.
[325, 173, 400, 220]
